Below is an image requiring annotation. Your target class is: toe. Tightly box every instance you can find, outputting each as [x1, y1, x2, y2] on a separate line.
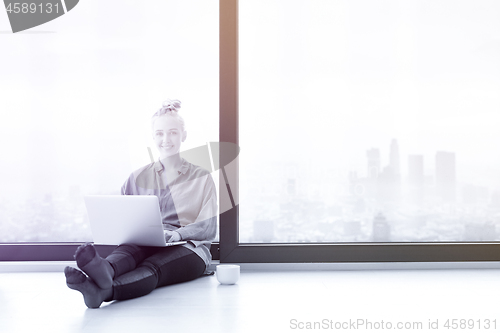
[64, 266, 87, 284]
[74, 242, 96, 267]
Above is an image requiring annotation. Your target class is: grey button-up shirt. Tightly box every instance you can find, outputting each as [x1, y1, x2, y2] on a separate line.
[121, 158, 217, 272]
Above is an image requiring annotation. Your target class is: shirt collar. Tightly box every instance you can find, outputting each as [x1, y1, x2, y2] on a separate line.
[155, 158, 189, 175]
[179, 158, 189, 175]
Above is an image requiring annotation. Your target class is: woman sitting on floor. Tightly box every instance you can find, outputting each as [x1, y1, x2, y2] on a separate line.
[64, 99, 217, 308]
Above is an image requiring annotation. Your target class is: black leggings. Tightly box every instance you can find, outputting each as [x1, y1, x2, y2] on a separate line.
[105, 244, 206, 301]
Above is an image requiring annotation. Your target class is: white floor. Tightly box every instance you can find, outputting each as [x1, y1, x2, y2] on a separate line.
[1, 267, 499, 333]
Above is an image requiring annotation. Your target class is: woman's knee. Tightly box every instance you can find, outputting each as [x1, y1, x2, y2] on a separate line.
[112, 265, 159, 300]
[154, 253, 206, 287]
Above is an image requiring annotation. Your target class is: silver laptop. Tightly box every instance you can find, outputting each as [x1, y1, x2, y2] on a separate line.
[84, 195, 186, 247]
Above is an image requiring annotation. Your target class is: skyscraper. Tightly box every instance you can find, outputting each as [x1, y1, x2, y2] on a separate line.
[372, 212, 391, 241]
[367, 148, 380, 180]
[408, 155, 424, 204]
[436, 151, 456, 202]
[408, 155, 424, 184]
[253, 220, 275, 243]
[389, 139, 400, 177]
[377, 140, 402, 201]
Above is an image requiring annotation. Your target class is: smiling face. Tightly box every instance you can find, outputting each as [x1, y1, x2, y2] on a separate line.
[152, 115, 187, 159]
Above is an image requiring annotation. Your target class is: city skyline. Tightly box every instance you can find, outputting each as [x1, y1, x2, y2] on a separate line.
[241, 137, 500, 243]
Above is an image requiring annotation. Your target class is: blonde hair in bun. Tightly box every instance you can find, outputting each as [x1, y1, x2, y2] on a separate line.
[151, 99, 186, 132]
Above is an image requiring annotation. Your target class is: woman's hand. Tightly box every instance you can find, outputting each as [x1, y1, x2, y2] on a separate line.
[164, 230, 181, 243]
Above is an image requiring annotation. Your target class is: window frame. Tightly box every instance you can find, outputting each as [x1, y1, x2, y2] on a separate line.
[0, 243, 220, 261]
[218, 0, 500, 263]
[1, 0, 499, 263]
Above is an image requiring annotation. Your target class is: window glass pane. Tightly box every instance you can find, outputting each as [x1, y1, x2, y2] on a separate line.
[0, 0, 219, 242]
[239, 0, 500, 243]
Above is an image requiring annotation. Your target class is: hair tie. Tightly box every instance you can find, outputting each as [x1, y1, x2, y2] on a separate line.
[159, 99, 181, 115]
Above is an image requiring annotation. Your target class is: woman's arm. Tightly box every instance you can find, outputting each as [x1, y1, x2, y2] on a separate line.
[174, 175, 218, 243]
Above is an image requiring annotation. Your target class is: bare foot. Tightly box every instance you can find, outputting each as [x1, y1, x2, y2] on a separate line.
[64, 266, 112, 308]
[74, 243, 114, 289]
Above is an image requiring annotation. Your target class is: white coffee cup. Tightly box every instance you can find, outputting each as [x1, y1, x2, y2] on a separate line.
[216, 264, 240, 285]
